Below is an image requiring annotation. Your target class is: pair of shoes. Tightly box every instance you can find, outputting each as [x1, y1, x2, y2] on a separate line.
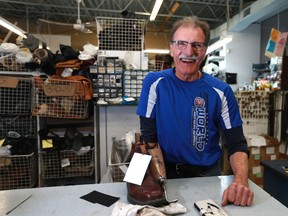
[64, 127, 83, 151]
[3, 131, 36, 155]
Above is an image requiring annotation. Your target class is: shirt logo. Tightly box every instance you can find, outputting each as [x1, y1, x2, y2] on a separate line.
[192, 97, 208, 151]
[194, 97, 205, 107]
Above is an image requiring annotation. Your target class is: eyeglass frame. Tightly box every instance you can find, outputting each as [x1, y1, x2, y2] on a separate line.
[171, 40, 207, 51]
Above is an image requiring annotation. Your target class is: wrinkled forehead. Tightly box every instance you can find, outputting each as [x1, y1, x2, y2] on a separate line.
[173, 25, 206, 41]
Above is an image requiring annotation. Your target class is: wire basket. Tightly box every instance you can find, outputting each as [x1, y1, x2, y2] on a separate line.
[108, 137, 131, 182]
[0, 152, 37, 190]
[96, 17, 146, 51]
[0, 76, 32, 115]
[0, 115, 37, 138]
[40, 148, 95, 179]
[31, 77, 90, 119]
[148, 60, 164, 71]
[108, 160, 129, 182]
[0, 52, 32, 72]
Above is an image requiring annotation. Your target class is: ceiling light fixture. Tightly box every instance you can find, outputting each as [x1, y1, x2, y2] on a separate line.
[144, 49, 170, 54]
[0, 16, 27, 39]
[206, 36, 233, 54]
[150, 0, 163, 21]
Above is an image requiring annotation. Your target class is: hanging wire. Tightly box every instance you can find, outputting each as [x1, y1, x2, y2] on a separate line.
[277, 12, 280, 30]
[220, 0, 231, 38]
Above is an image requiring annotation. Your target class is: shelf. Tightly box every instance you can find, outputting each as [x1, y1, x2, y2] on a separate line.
[208, 55, 224, 62]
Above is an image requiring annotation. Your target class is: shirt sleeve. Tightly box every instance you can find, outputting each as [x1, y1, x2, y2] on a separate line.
[137, 72, 162, 118]
[140, 116, 158, 142]
[221, 126, 250, 158]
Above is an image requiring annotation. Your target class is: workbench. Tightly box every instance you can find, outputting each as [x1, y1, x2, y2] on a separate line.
[0, 175, 287, 215]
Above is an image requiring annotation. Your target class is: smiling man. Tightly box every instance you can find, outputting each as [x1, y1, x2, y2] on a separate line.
[136, 16, 254, 207]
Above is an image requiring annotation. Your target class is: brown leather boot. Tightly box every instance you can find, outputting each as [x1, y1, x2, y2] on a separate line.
[126, 134, 176, 206]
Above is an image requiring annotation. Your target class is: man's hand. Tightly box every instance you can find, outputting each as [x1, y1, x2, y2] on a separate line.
[222, 181, 254, 206]
[223, 152, 254, 206]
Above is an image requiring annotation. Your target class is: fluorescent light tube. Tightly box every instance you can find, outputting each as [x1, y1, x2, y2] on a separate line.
[206, 36, 232, 54]
[144, 49, 170, 54]
[150, 0, 163, 21]
[0, 16, 27, 38]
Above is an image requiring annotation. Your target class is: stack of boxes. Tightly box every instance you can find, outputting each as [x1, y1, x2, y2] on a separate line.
[246, 134, 280, 186]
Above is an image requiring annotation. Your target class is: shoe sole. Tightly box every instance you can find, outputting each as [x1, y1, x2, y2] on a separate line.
[127, 194, 168, 207]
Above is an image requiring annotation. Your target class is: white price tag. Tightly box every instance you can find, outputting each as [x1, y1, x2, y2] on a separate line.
[123, 152, 151, 185]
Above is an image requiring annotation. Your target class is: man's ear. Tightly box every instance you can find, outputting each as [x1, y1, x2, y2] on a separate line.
[169, 45, 174, 57]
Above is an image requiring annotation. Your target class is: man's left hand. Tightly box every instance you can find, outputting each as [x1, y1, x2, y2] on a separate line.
[221, 181, 254, 206]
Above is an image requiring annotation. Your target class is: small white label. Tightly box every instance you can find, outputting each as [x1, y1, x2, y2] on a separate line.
[251, 147, 260, 155]
[252, 166, 261, 174]
[266, 147, 275, 154]
[123, 153, 151, 185]
[61, 158, 70, 167]
[250, 136, 266, 147]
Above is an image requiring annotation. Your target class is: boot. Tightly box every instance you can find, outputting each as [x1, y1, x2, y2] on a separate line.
[126, 134, 177, 206]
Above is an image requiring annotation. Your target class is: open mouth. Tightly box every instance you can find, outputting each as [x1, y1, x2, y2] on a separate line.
[179, 56, 198, 63]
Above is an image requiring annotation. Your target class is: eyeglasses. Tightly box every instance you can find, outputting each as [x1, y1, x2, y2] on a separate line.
[171, 40, 206, 51]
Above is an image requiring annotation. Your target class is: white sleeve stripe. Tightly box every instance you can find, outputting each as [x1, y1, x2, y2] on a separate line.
[145, 77, 163, 117]
[213, 87, 232, 129]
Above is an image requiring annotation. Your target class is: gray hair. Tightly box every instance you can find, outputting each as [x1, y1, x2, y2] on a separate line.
[170, 16, 210, 46]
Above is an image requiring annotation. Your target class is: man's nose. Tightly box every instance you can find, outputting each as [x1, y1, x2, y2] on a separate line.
[185, 44, 196, 54]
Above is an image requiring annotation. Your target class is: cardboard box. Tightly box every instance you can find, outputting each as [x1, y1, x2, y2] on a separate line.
[246, 134, 280, 186]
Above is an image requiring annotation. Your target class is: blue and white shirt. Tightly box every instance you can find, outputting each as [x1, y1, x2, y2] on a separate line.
[137, 68, 243, 166]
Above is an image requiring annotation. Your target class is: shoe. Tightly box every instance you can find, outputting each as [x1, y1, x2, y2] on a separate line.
[126, 139, 168, 207]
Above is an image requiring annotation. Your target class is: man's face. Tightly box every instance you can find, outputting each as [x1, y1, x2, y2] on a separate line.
[170, 25, 207, 80]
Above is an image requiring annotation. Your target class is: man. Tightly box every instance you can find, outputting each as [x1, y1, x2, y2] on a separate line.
[137, 16, 254, 206]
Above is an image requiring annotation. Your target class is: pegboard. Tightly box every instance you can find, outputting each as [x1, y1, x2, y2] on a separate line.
[236, 91, 270, 136]
[96, 17, 147, 51]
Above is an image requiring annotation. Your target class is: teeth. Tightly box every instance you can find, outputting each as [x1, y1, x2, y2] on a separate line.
[179, 56, 197, 63]
[181, 58, 195, 63]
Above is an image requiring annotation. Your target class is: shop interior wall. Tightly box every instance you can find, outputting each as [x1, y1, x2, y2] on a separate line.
[225, 23, 261, 92]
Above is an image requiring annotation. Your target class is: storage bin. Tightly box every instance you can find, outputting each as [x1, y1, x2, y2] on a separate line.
[0, 76, 32, 115]
[40, 148, 95, 179]
[0, 115, 37, 138]
[31, 77, 90, 119]
[0, 52, 32, 72]
[0, 152, 37, 190]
